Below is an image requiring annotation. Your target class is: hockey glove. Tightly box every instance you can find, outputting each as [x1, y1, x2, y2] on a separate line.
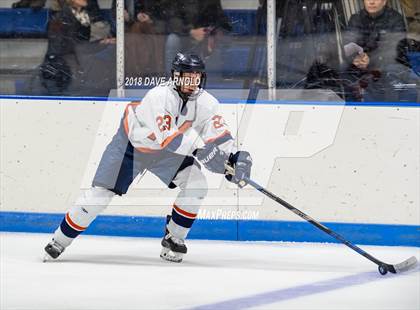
[194, 143, 228, 174]
[225, 151, 252, 188]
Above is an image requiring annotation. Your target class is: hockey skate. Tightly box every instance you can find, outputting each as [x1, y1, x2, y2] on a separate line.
[160, 216, 187, 263]
[43, 239, 65, 262]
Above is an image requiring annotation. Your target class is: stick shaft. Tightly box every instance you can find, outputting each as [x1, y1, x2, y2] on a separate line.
[245, 178, 385, 267]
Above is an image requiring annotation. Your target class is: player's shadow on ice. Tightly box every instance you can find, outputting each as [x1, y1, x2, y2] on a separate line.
[54, 254, 364, 273]
[57, 254, 177, 267]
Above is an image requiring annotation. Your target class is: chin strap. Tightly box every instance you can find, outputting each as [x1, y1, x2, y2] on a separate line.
[175, 87, 191, 102]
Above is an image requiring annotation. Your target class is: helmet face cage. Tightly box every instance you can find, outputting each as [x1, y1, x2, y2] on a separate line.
[171, 53, 207, 98]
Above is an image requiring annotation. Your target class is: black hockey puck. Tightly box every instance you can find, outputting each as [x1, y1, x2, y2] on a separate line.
[378, 265, 388, 275]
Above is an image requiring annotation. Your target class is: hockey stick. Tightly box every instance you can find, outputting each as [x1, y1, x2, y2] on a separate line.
[242, 176, 418, 275]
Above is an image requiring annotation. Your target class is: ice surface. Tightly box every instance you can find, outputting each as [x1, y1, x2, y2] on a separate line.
[1, 232, 419, 310]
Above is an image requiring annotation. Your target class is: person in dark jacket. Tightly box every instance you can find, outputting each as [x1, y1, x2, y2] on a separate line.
[111, 0, 166, 34]
[111, 0, 167, 77]
[343, 0, 409, 101]
[345, 0, 406, 70]
[50, 0, 104, 23]
[40, 0, 91, 93]
[47, 0, 91, 54]
[164, 0, 232, 72]
[40, 0, 115, 95]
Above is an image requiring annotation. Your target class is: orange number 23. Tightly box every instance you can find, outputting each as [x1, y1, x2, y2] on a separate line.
[212, 115, 224, 129]
[156, 115, 172, 132]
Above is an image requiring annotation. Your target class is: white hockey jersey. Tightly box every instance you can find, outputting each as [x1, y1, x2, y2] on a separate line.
[123, 83, 235, 156]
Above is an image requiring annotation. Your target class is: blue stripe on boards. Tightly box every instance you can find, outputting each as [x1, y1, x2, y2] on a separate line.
[1, 95, 419, 107]
[0, 211, 418, 246]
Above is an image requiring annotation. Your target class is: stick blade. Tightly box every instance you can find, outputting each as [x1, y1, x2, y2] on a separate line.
[392, 256, 418, 273]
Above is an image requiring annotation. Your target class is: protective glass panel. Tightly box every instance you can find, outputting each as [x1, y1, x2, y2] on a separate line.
[0, 0, 418, 102]
[0, 0, 116, 96]
[274, 0, 419, 103]
[121, 0, 265, 94]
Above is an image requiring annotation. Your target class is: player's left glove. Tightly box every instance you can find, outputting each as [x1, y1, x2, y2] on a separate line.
[225, 151, 252, 188]
[193, 143, 228, 174]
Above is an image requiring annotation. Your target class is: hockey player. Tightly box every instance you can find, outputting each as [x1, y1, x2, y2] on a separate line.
[43, 53, 252, 263]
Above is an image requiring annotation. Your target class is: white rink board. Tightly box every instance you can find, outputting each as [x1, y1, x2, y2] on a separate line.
[0, 98, 419, 225]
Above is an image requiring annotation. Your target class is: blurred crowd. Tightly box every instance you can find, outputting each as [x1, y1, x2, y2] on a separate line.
[8, 0, 231, 95]
[4, 0, 420, 101]
[274, 0, 419, 102]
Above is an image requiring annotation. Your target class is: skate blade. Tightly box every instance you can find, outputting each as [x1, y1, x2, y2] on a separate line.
[42, 252, 54, 263]
[160, 247, 183, 263]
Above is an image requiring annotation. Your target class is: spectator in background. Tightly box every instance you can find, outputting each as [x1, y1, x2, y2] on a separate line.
[164, 0, 232, 72]
[111, 0, 166, 32]
[51, 0, 110, 41]
[400, 0, 420, 36]
[343, 0, 408, 101]
[346, 0, 406, 71]
[111, 0, 167, 78]
[51, 0, 100, 19]
[40, 0, 114, 95]
[396, 0, 420, 72]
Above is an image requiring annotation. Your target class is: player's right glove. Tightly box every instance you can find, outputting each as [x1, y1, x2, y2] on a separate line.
[193, 143, 228, 174]
[225, 151, 252, 188]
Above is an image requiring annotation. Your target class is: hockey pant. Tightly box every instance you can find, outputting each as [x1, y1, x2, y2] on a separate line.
[52, 164, 207, 247]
